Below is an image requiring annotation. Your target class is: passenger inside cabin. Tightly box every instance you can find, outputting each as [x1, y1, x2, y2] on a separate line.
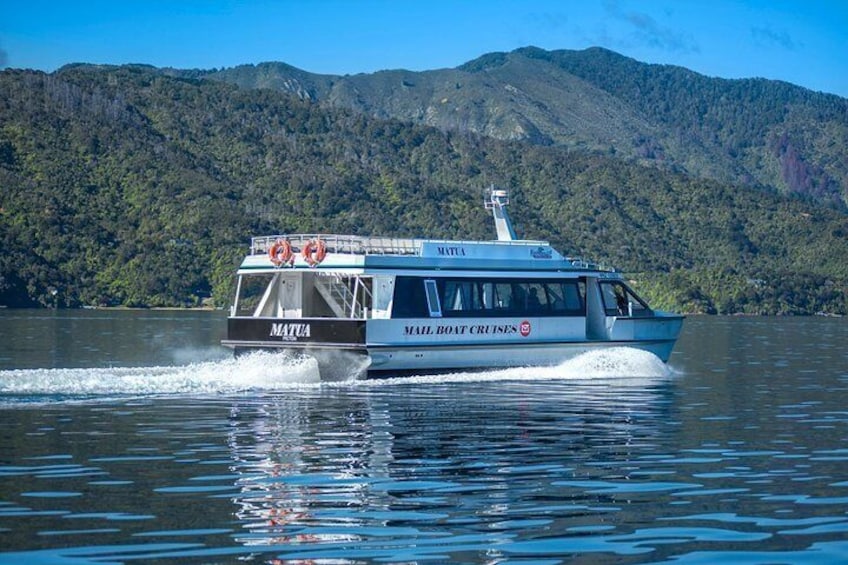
[528, 287, 542, 310]
[615, 286, 629, 316]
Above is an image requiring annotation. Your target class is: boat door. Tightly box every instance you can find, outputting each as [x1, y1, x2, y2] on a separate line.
[278, 274, 302, 317]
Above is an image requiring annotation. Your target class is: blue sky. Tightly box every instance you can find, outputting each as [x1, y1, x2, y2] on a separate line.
[2, 0, 846, 97]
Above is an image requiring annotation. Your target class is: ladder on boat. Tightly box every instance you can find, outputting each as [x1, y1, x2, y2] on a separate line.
[314, 274, 372, 319]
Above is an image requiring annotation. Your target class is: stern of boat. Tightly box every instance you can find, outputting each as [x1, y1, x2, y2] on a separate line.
[223, 317, 370, 377]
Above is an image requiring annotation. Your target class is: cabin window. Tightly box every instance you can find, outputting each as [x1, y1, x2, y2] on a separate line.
[491, 283, 513, 309]
[443, 280, 487, 312]
[425, 279, 442, 317]
[391, 276, 587, 318]
[234, 274, 276, 316]
[439, 278, 585, 317]
[525, 282, 547, 312]
[546, 281, 586, 315]
[371, 276, 394, 319]
[600, 281, 652, 317]
[392, 277, 429, 318]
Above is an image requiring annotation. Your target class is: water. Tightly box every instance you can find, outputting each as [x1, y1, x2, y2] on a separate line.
[1, 310, 847, 564]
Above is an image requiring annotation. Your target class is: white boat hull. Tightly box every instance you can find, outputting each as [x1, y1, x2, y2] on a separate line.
[366, 339, 677, 375]
[224, 314, 684, 378]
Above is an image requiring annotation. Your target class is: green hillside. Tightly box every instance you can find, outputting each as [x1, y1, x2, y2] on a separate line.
[1, 64, 846, 314]
[201, 47, 848, 209]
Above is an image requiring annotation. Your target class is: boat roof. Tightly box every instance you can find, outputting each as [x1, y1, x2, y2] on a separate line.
[237, 234, 617, 276]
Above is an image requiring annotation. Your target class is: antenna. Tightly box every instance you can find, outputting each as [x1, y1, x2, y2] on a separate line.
[484, 185, 517, 241]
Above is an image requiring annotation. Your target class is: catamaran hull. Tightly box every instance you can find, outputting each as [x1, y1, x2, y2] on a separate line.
[223, 315, 684, 378]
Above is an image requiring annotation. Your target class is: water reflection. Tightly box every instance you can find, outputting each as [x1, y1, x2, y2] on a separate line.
[224, 372, 677, 560]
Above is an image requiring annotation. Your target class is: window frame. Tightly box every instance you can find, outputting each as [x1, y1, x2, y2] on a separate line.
[424, 279, 442, 318]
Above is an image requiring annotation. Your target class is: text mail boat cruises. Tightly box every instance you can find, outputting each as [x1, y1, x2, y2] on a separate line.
[222, 189, 684, 377]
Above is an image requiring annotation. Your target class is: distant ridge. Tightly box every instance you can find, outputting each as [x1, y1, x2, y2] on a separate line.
[195, 46, 848, 209]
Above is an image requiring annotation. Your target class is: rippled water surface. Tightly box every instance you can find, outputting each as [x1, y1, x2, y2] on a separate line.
[1, 311, 847, 564]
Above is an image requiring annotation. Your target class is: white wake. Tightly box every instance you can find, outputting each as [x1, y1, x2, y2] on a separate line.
[0, 347, 675, 403]
[354, 347, 676, 387]
[0, 351, 320, 400]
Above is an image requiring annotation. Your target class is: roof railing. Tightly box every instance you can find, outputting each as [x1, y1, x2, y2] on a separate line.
[250, 234, 422, 256]
[566, 257, 616, 272]
[250, 234, 554, 256]
[247, 234, 615, 271]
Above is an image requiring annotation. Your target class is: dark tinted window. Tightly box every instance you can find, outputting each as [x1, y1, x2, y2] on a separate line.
[600, 281, 652, 317]
[392, 277, 430, 318]
[393, 277, 587, 318]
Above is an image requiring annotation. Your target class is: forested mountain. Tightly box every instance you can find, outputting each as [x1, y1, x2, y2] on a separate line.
[195, 47, 848, 209]
[1, 55, 846, 314]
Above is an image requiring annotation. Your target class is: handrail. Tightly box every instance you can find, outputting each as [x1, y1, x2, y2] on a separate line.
[314, 273, 373, 319]
[566, 257, 616, 272]
[250, 233, 555, 256]
[251, 234, 421, 256]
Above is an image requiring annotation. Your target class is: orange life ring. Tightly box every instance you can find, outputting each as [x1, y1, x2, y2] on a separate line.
[268, 239, 292, 266]
[302, 238, 327, 267]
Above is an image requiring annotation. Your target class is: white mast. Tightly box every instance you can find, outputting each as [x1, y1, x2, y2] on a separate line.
[485, 185, 517, 241]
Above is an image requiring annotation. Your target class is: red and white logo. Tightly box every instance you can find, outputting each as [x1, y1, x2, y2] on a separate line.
[519, 320, 532, 337]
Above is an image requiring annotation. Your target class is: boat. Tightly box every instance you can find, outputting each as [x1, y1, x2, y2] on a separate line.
[222, 187, 684, 377]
